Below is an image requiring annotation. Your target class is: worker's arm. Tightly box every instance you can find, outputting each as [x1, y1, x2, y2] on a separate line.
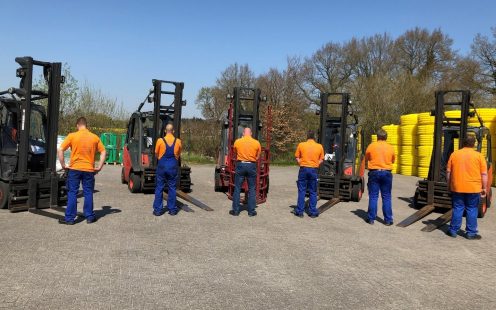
[446, 172, 451, 191]
[95, 140, 106, 172]
[256, 142, 261, 160]
[58, 135, 71, 170]
[295, 144, 301, 165]
[318, 145, 324, 165]
[57, 148, 67, 170]
[95, 150, 106, 173]
[481, 173, 488, 197]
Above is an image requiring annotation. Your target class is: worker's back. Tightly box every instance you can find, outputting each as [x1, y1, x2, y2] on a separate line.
[447, 147, 487, 193]
[365, 141, 395, 170]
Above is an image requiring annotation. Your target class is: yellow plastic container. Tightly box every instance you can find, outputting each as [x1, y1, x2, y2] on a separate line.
[418, 156, 431, 168]
[417, 167, 429, 178]
[399, 155, 418, 166]
[400, 114, 419, 126]
[418, 134, 434, 146]
[400, 145, 416, 156]
[400, 165, 417, 176]
[418, 112, 434, 125]
[417, 125, 434, 135]
[418, 145, 433, 157]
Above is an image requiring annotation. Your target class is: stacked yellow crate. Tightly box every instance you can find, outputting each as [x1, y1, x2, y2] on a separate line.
[417, 112, 434, 178]
[399, 114, 419, 176]
[469, 108, 496, 186]
[381, 124, 400, 173]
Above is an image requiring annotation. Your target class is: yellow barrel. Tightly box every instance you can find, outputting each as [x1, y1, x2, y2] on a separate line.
[400, 145, 416, 156]
[418, 156, 431, 168]
[417, 167, 429, 178]
[418, 112, 434, 125]
[400, 114, 419, 126]
[418, 145, 433, 157]
[399, 155, 418, 166]
[400, 165, 417, 176]
[418, 134, 434, 146]
[401, 135, 417, 146]
[417, 124, 434, 135]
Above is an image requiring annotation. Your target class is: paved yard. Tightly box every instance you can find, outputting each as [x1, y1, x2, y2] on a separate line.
[1, 165, 495, 309]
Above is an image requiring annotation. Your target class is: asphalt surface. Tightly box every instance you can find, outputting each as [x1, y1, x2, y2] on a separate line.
[1, 165, 495, 309]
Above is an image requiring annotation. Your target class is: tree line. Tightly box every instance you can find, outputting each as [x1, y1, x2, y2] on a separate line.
[35, 65, 128, 137]
[195, 27, 496, 162]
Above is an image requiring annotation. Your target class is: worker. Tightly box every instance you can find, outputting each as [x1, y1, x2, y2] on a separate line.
[293, 130, 324, 218]
[153, 123, 182, 216]
[230, 127, 261, 217]
[57, 117, 106, 225]
[446, 135, 487, 240]
[364, 129, 395, 225]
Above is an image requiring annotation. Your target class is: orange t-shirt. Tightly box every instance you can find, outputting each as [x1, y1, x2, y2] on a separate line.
[365, 141, 395, 170]
[233, 136, 261, 162]
[155, 134, 182, 160]
[295, 139, 324, 168]
[60, 128, 105, 172]
[447, 147, 487, 193]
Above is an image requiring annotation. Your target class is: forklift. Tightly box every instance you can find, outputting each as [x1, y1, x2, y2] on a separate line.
[121, 79, 211, 211]
[214, 87, 271, 205]
[0, 56, 67, 216]
[397, 90, 493, 232]
[316, 92, 365, 214]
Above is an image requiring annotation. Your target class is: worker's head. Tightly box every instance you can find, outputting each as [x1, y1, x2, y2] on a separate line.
[376, 129, 387, 141]
[76, 117, 87, 130]
[462, 134, 476, 148]
[165, 123, 174, 134]
[243, 127, 252, 137]
[307, 130, 315, 140]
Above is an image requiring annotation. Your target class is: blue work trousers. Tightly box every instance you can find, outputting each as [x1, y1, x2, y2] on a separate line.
[65, 169, 96, 222]
[295, 167, 319, 216]
[367, 170, 393, 223]
[232, 163, 257, 214]
[449, 192, 480, 237]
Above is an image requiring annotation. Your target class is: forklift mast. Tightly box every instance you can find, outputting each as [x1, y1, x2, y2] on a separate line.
[316, 92, 365, 211]
[429, 90, 471, 181]
[139, 79, 185, 168]
[398, 90, 493, 230]
[0, 56, 65, 211]
[214, 87, 271, 204]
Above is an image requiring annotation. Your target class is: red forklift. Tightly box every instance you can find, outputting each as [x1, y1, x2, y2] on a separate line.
[0, 56, 67, 217]
[397, 90, 492, 231]
[316, 92, 365, 213]
[121, 79, 211, 211]
[214, 87, 271, 205]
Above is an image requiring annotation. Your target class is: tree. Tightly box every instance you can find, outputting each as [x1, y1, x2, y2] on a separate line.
[471, 27, 496, 96]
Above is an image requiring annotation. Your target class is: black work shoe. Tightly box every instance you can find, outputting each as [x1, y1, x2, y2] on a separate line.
[153, 209, 166, 217]
[86, 217, 98, 224]
[445, 231, 457, 238]
[58, 219, 75, 225]
[291, 210, 304, 218]
[229, 210, 240, 216]
[365, 219, 374, 225]
[168, 210, 179, 216]
[384, 222, 394, 226]
[248, 211, 257, 217]
[466, 234, 482, 240]
[308, 213, 319, 218]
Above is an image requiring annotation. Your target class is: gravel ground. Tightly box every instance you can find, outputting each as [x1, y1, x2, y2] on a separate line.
[0, 164, 495, 309]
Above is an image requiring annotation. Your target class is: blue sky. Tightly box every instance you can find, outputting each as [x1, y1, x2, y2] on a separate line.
[0, 0, 494, 118]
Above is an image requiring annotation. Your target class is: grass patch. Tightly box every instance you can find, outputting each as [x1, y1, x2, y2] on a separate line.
[182, 152, 215, 164]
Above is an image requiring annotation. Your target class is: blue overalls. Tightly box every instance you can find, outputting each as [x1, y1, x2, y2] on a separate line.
[153, 137, 178, 215]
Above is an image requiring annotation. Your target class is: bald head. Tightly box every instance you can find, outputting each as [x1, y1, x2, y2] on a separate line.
[165, 124, 174, 134]
[243, 127, 252, 137]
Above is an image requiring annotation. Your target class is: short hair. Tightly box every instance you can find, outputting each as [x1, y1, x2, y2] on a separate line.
[76, 117, 87, 126]
[462, 135, 476, 148]
[307, 130, 315, 140]
[377, 129, 387, 141]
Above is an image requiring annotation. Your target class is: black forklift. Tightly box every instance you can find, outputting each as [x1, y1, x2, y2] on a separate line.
[214, 87, 271, 204]
[121, 79, 211, 211]
[397, 90, 493, 231]
[0, 57, 67, 215]
[316, 92, 365, 214]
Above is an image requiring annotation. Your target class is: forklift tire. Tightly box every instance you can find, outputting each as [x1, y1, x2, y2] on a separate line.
[0, 181, 9, 209]
[121, 167, 126, 184]
[478, 193, 490, 218]
[128, 173, 142, 193]
[351, 183, 362, 202]
[214, 171, 222, 192]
